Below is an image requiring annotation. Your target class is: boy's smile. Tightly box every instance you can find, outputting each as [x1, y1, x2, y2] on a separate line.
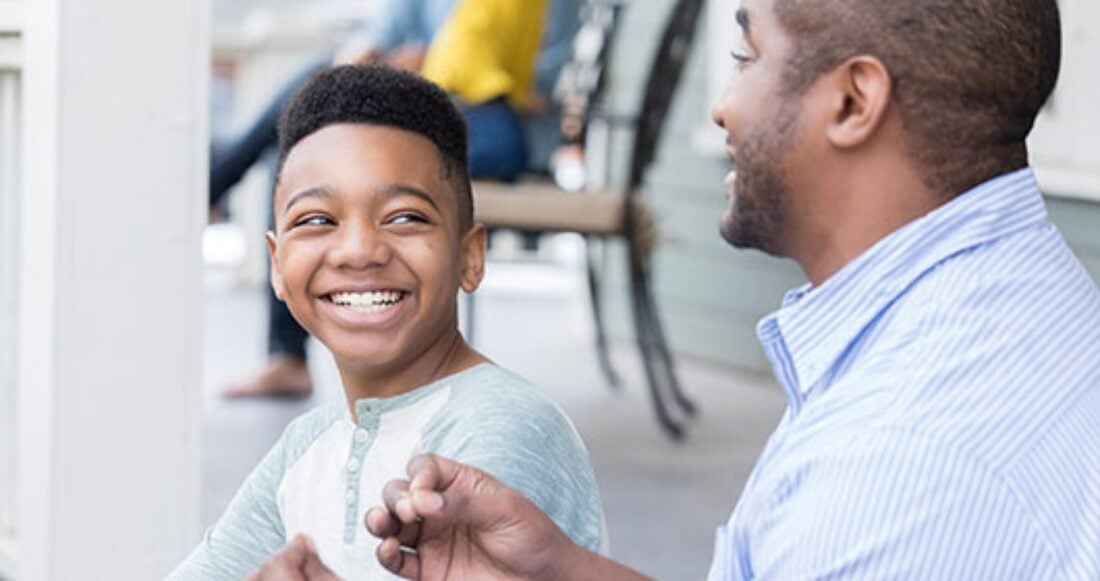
[267, 123, 485, 395]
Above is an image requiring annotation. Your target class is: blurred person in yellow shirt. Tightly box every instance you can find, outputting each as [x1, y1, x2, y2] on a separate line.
[421, 0, 549, 181]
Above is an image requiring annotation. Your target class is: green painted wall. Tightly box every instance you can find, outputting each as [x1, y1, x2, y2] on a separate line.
[598, 0, 1100, 373]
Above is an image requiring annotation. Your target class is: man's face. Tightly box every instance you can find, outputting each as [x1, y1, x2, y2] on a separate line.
[268, 124, 483, 373]
[711, 0, 803, 256]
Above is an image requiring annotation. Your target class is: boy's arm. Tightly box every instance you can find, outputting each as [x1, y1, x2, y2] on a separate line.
[420, 377, 604, 552]
[168, 437, 290, 580]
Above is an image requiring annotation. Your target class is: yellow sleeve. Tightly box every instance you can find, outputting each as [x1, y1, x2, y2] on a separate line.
[421, 0, 547, 109]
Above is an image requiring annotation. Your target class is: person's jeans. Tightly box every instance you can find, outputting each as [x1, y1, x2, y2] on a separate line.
[209, 58, 329, 207]
[463, 97, 528, 182]
[209, 59, 329, 359]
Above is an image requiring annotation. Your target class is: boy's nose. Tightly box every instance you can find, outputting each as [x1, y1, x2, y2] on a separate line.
[330, 222, 393, 269]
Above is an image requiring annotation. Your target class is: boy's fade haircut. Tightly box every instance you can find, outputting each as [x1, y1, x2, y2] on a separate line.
[276, 64, 474, 231]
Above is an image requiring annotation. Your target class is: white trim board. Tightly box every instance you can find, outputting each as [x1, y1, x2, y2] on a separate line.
[0, 2, 21, 33]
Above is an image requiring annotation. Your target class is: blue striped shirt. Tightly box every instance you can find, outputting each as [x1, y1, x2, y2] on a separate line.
[710, 168, 1100, 580]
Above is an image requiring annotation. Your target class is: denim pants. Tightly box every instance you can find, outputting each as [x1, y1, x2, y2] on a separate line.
[462, 97, 528, 182]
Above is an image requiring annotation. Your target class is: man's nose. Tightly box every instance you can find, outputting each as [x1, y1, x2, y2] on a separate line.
[710, 76, 737, 130]
[330, 221, 392, 269]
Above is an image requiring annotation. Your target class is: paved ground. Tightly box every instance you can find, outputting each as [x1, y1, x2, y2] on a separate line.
[201, 234, 787, 580]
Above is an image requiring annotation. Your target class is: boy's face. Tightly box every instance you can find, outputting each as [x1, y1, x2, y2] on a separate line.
[267, 123, 485, 372]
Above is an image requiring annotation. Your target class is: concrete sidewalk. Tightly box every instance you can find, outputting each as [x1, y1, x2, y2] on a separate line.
[201, 235, 786, 580]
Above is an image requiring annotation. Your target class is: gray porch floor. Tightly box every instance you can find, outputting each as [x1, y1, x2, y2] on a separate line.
[201, 234, 786, 580]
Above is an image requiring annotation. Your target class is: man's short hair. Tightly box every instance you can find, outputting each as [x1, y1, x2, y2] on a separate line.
[277, 64, 474, 230]
[774, 0, 1061, 196]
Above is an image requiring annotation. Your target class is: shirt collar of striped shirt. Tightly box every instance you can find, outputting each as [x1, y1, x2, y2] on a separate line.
[756, 167, 1047, 400]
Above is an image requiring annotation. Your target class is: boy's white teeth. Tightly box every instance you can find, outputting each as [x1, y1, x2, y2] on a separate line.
[330, 291, 404, 313]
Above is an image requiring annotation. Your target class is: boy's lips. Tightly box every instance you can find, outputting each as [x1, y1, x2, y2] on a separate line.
[326, 289, 407, 313]
[319, 287, 411, 326]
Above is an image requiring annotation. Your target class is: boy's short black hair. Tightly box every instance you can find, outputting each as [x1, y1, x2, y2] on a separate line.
[276, 64, 474, 230]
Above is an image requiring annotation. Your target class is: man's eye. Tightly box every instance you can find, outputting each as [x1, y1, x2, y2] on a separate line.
[731, 50, 753, 67]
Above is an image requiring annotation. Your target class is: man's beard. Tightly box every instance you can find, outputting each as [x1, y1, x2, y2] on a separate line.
[719, 105, 799, 256]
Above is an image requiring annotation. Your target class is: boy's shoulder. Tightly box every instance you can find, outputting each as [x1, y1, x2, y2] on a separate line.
[431, 363, 573, 430]
[420, 362, 588, 458]
[277, 402, 346, 465]
[420, 363, 603, 552]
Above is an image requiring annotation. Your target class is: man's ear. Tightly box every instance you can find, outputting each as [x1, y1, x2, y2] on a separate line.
[266, 231, 286, 302]
[459, 224, 487, 294]
[824, 56, 893, 149]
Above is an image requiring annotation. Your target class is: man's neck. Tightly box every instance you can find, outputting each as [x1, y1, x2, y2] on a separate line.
[793, 157, 936, 286]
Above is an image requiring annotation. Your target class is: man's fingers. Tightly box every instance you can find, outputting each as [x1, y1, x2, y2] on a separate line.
[376, 536, 421, 579]
[405, 454, 459, 516]
[381, 479, 419, 524]
[365, 505, 422, 544]
[365, 506, 400, 538]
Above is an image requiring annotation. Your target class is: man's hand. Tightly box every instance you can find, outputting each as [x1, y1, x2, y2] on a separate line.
[364, 454, 585, 580]
[245, 535, 341, 581]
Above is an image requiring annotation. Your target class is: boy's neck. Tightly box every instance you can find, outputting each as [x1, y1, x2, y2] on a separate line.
[336, 329, 488, 417]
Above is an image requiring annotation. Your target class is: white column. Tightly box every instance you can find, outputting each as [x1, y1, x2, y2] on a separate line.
[0, 69, 20, 579]
[0, 2, 24, 576]
[17, 0, 207, 578]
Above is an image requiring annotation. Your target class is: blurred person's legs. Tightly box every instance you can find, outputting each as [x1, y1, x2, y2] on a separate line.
[465, 97, 528, 182]
[223, 285, 313, 398]
[224, 217, 314, 398]
[214, 60, 328, 398]
[209, 58, 329, 210]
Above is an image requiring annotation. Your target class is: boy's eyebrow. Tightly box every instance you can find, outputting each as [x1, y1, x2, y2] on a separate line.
[283, 186, 332, 214]
[378, 184, 441, 213]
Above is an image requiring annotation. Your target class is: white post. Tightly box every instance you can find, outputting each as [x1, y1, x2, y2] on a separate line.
[0, 3, 24, 576]
[17, 0, 207, 578]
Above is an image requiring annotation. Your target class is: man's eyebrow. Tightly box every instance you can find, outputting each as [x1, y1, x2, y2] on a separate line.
[736, 7, 751, 36]
[283, 186, 331, 214]
[379, 184, 441, 213]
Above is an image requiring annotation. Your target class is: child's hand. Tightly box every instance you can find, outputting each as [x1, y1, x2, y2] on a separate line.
[246, 535, 341, 581]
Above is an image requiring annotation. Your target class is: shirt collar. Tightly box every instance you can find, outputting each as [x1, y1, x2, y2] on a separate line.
[342, 362, 493, 425]
[757, 167, 1048, 399]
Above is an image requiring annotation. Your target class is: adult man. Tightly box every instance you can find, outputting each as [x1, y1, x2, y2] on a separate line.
[263, 0, 1100, 577]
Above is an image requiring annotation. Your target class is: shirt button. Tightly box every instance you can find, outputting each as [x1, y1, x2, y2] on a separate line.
[346, 489, 357, 505]
[363, 404, 373, 413]
[347, 458, 360, 473]
[353, 428, 369, 444]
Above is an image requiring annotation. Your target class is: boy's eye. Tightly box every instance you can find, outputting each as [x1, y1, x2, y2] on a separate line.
[293, 214, 335, 228]
[386, 212, 429, 226]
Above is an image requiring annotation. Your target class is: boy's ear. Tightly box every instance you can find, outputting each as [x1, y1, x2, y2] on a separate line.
[459, 224, 487, 294]
[824, 55, 893, 149]
[266, 231, 286, 301]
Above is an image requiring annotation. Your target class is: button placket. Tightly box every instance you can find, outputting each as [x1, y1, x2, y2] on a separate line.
[343, 405, 381, 544]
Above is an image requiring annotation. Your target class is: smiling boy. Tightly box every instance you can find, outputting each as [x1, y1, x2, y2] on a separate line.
[170, 65, 604, 580]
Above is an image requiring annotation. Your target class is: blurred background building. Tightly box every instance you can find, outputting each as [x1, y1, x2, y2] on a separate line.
[0, 0, 1097, 578]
